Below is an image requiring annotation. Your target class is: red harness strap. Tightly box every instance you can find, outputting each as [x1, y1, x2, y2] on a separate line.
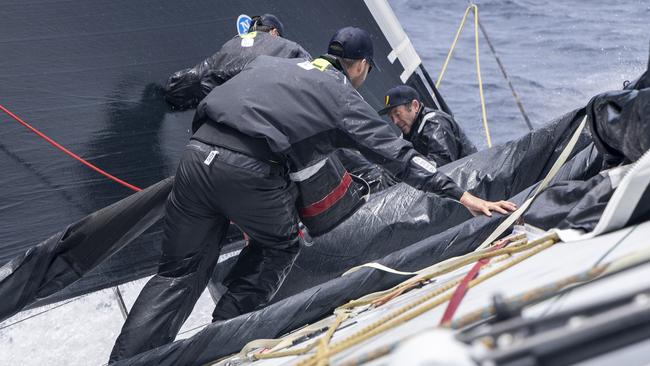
[299, 172, 352, 217]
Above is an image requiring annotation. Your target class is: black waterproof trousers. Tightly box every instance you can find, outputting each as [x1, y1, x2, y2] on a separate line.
[109, 140, 301, 362]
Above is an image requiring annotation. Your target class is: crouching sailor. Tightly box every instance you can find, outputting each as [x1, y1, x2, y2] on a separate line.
[379, 85, 477, 167]
[109, 26, 516, 362]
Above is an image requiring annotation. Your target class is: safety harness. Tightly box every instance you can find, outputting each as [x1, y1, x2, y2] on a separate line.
[290, 58, 370, 236]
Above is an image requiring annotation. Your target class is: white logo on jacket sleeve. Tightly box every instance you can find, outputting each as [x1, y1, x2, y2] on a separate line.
[412, 156, 437, 173]
[241, 38, 254, 47]
[297, 61, 315, 70]
[204, 150, 218, 166]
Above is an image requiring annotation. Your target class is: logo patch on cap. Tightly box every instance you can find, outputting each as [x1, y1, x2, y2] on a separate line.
[385, 95, 390, 106]
[236, 14, 252, 36]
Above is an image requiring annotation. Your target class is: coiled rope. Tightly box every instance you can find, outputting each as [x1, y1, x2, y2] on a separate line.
[332, 241, 650, 366]
[294, 236, 559, 366]
[224, 233, 556, 365]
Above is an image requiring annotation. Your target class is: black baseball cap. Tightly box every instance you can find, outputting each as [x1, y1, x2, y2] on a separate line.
[328, 26, 378, 71]
[378, 85, 420, 115]
[252, 14, 285, 36]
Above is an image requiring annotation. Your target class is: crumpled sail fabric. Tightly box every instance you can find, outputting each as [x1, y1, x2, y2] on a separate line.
[114, 87, 650, 364]
[212, 109, 596, 303]
[0, 106, 592, 325]
[112, 144, 618, 366]
[587, 87, 650, 167]
[118, 160, 650, 366]
[0, 178, 172, 323]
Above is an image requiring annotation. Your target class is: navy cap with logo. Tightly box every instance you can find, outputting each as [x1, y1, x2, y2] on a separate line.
[328, 26, 378, 71]
[252, 14, 285, 36]
[378, 85, 421, 115]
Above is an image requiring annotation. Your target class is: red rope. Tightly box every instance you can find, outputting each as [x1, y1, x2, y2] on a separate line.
[0, 104, 142, 192]
[439, 240, 508, 325]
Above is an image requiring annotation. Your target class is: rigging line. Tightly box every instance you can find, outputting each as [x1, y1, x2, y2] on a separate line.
[0, 104, 142, 192]
[1, 103, 139, 322]
[593, 225, 639, 266]
[113, 287, 129, 320]
[477, 18, 534, 131]
[436, 5, 472, 88]
[177, 322, 211, 336]
[435, 3, 492, 147]
[538, 225, 639, 317]
[439, 240, 508, 325]
[471, 4, 492, 148]
[0, 286, 133, 331]
[0, 298, 80, 330]
[297, 239, 557, 366]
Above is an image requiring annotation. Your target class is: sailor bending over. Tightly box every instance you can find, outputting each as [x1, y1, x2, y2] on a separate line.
[164, 13, 311, 111]
[109, 26, 515, 362]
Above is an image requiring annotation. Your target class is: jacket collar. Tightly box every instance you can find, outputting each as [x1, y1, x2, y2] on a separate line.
[317, 54, 352, 81]
[405, 105, 427, 140]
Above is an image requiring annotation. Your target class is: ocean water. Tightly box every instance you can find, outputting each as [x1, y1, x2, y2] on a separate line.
[389, 0, 649, 148]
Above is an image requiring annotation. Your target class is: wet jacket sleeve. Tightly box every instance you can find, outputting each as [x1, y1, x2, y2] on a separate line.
[334, 148, 399, 193]
[198, 40, 312, 100]
[166, 40, 312, 110]
[164, 51, 224, 110]
[337, 89, 465, 200]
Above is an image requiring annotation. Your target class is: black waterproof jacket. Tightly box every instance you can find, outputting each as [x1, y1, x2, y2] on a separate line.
[193, 56, 466, 200]
[405, 107, 477, 167]
[165, 31, 311, 110]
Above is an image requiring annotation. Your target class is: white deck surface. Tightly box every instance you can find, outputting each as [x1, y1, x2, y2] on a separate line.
[2, 222, 649, 366]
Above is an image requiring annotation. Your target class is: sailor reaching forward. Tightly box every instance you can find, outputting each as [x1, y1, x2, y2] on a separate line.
[109, 26, 515, 361]
[164, 13, 311, 111]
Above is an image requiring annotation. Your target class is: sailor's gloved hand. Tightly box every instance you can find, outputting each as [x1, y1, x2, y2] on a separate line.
[459, 192, 517, 217]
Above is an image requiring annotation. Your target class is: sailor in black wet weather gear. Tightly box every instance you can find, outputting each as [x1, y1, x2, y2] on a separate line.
[109, 26, 515, 362]
[164, 13, 311, 110]
[379, 84, 477, 167]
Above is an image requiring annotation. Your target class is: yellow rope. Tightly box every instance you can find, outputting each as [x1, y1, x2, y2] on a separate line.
[314, 311, 350, 366]
[297, 238, 558, 366]
[333, 244, 650, 366]
[253, 339, 319, 360]
[436, 3, 492, 147]
[252, 311, 350, 361]
[248, 237, 523, 362]
[223, 234, 553, 364]
[340, 234, 551, 310]
[436, 5, 473, 88]
[472, 4, 492, 147]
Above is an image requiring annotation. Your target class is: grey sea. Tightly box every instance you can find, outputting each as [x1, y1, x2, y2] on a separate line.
[390, 0, 649, 148]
